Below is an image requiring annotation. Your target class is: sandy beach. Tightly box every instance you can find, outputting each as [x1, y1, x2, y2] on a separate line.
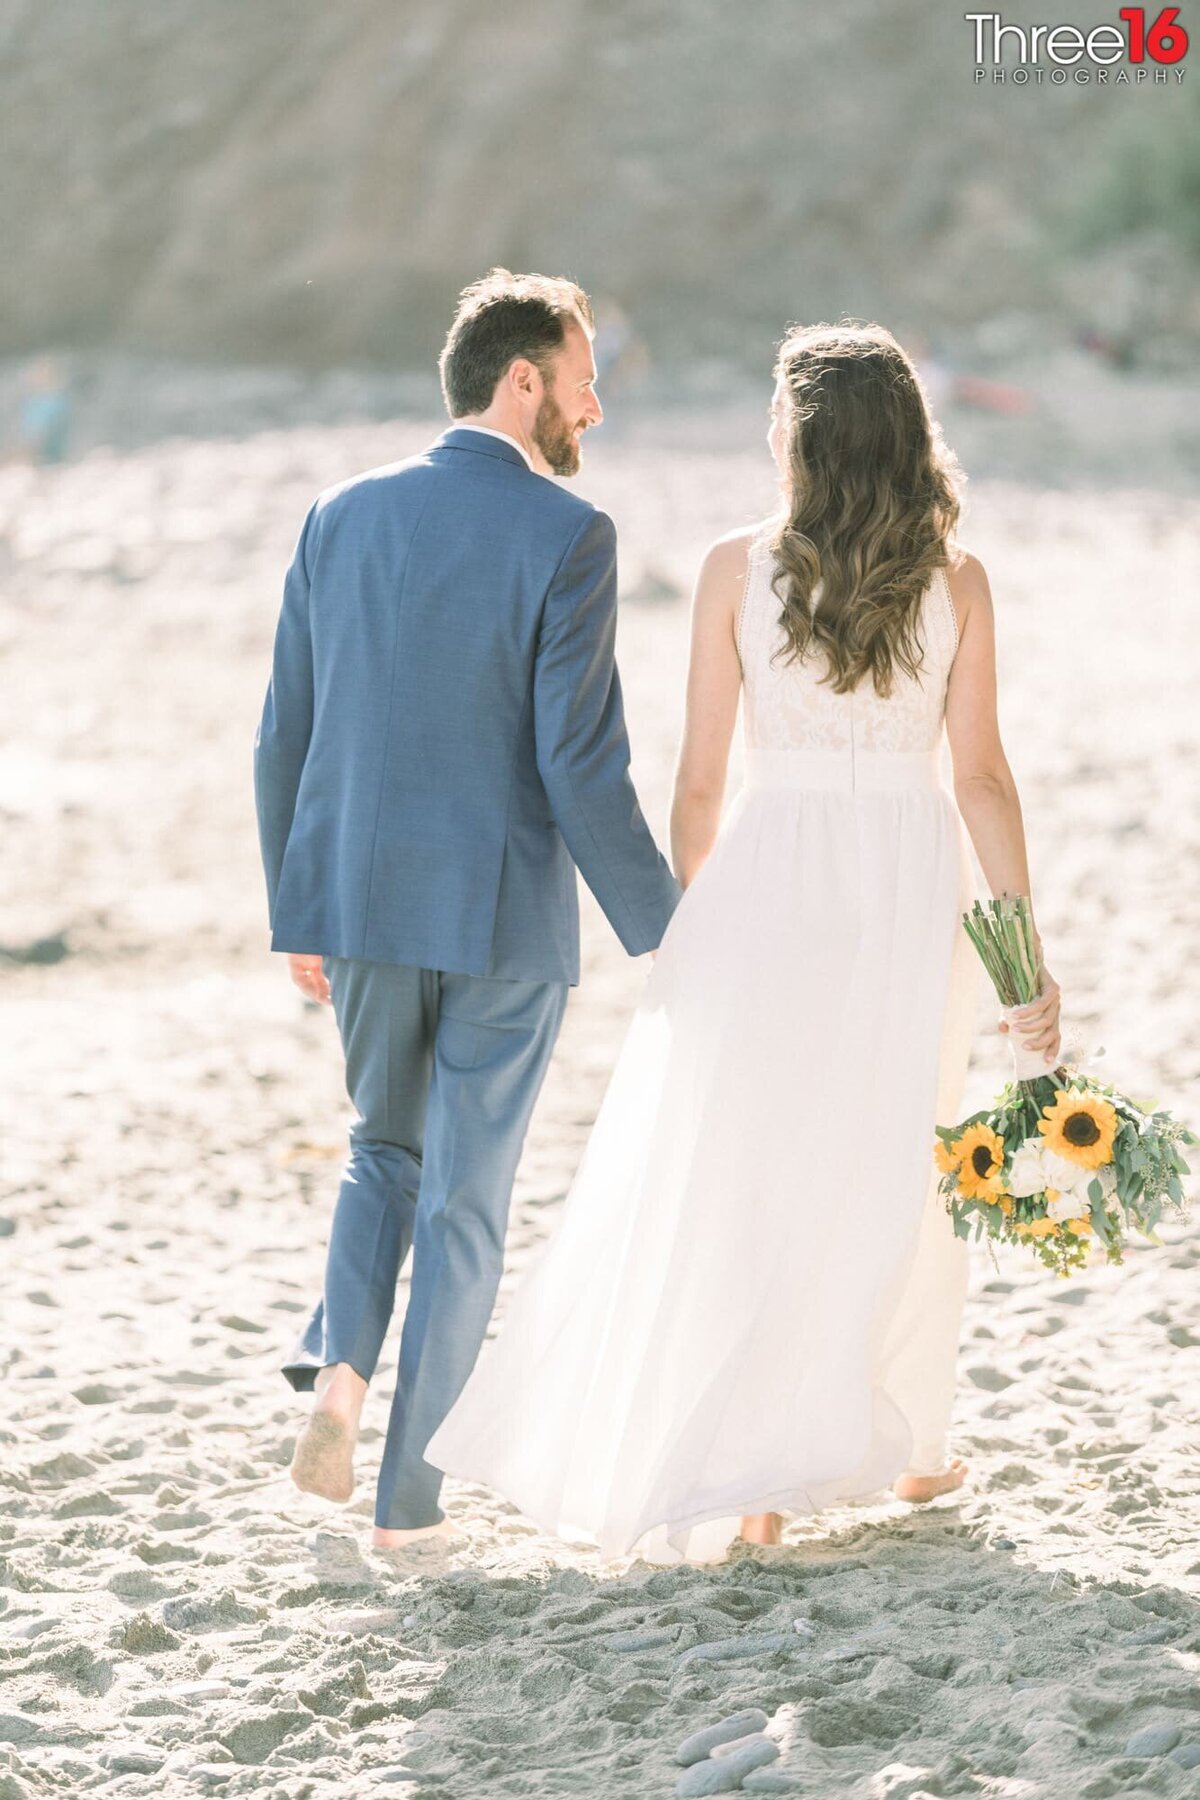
[2, 410, 1199, 1798]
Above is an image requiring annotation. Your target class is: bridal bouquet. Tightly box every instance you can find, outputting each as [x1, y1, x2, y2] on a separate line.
[934, 897, 1195, 1275]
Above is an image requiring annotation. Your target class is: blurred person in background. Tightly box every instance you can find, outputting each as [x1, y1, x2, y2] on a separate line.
[13, 354, 72, 464]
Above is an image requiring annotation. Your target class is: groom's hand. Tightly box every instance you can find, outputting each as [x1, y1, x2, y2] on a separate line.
[287, 953, 332, 1005]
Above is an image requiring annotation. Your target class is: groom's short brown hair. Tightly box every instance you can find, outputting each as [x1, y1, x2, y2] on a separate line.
[439, 268, 594, 418]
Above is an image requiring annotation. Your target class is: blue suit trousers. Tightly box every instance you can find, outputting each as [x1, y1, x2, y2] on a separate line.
[283, 958, 567, 1528]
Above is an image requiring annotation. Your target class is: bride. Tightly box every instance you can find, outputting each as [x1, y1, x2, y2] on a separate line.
[425, 321, 1062, 1565]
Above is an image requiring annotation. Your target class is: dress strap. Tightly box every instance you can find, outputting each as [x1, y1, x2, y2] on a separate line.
[938, 566, 961, 656]
[736, 526, 775, 668]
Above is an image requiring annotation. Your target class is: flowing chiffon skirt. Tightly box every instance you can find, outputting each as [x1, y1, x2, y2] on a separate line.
[426, 759, 981, 1564]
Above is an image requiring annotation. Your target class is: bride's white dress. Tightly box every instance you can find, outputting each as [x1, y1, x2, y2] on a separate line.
[425, 528, 982, 1565]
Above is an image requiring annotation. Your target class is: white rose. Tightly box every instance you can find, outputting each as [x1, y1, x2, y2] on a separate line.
[1046, 1190, 1080, 1223]
[1042, 1148, 1097, 1197]
[1008, 1141, 1049, 1199]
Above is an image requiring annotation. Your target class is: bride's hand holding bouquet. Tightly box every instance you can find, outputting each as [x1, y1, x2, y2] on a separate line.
[935, 897, 1195, 1276]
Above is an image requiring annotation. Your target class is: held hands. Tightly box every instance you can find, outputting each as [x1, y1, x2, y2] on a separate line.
[287, 953, 332, 1005]
[997, 959, 1061, 1067]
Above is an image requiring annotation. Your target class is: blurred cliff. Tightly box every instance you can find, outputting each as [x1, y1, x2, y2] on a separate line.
[3, 0, 1198, 378]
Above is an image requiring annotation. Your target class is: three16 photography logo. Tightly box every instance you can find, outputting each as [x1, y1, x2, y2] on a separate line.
[967, 6, 1189, 80]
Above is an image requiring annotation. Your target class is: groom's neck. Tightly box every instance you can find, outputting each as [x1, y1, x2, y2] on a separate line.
[453, 405, 549, 477]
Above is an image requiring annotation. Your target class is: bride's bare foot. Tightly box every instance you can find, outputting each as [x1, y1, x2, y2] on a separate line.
[893, 1457, 969, 1503]
[372, 1517, 460, 1550]
[289, 1362, 367, 1503]
[738, 1511, 784, 1546]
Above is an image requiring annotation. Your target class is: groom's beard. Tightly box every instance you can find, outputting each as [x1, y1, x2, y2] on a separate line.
[533, 392, 585, 476]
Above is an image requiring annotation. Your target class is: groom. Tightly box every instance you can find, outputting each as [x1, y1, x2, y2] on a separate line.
[254, 268, 680, 1545]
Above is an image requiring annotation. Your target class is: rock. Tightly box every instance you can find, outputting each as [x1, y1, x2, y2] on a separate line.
[711, 1732, 780, 1764]
[676, 1708, 771, 1765]
[676, 1633, 797, 1668]
[1124, 1723, 1182, 1757]
[1168, 1744, 1200, 1769]
[0, 1719, 39, 1747]
[676, 1740, 779, 1796]
[966, 1366, 1014, 1391]
[6, 1618, 57, 1641]
[100, 1744, 165, 1775]
[791, 1618, 815, 1637]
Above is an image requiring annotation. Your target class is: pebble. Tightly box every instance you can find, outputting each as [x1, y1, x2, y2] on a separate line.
[676, 1739, 779, 1796]
[6, 1617, 57, 1640]
[711, 1732, 779, 1764]
[1124, 1723, 1182, 1757]
[676, 1632, 797, 1668]
[101, 1746, 165, 1775]
[676, 1709, 771, 1765]
[1169, 1744, 1200, 1769]
[0, 1715, 39, 1745]
[743, 1775, 805, 1796]
[171, 1681, 233, 1702]
[791, 1618, 815, 1637]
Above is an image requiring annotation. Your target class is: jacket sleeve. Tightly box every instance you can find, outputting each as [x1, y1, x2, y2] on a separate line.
[253, 503, 317, 925]
[533, 508, 682, 955]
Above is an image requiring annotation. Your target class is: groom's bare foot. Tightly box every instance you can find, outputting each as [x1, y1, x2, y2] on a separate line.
[289, 1363, 367, 1503]
[893, 1458, 970, 1503]
[738, 1511, 784, 1546]
[372, 1518, 460, 1549]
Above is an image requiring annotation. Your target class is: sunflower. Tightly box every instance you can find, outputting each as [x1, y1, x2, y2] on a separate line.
[955, 1122, 1007, 1201]
[1065, 1217, 1093, 1235]
[934, 1135, 962, 1175]
[1036, 1089, 1118, 1171]
[1016, 1217, 1059, 1239]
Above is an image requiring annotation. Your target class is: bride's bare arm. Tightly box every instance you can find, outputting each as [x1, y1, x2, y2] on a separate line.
[670, 532, 749, 888]
[944, 550, 1061, 1061]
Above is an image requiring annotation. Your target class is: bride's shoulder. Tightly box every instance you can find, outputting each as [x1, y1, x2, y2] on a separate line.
[690, 527, 765, 634]
[695, 522, 768, 593]
[943, 542, 993, 642]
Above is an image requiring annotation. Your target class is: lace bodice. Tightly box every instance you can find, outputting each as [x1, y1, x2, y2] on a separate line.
[737, 528, 959, 756]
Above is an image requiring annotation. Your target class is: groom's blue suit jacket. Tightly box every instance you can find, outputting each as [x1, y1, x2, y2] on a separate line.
[254, 427, 681, 985]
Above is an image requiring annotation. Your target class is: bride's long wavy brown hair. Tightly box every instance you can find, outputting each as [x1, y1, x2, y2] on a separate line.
[768, 321, 965, 697]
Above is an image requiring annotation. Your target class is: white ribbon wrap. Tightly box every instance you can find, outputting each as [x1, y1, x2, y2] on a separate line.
[1000, 1005, 1104, 1083]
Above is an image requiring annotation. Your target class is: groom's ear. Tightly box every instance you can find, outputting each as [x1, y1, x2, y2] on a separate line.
[507, 356, 545, 402]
